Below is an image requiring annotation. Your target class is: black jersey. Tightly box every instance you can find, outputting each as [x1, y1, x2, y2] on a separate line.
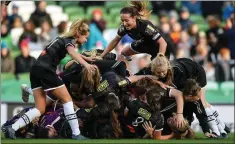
[94, 71, 130, 102]
[117, 19, 162, 42]
[171, 58, 207, 91]
[125, 100, 164, 138]
[134, 66, 152, 75]
[35, 37, 76, 72]
[117, 19, 167, 59]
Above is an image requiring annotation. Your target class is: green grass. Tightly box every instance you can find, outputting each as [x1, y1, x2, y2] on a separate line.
[1, 133, 234, 144]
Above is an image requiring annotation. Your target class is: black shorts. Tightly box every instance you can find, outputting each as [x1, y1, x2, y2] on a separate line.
[130, 41, 170, 59]
[30, 66, 64, 91]
[196, 66, 207, 88]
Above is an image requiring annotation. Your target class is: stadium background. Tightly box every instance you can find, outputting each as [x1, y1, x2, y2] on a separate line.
[1, 0, 234, 136]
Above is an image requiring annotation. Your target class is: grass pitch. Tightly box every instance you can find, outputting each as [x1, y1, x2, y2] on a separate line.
[1, 133, 234, 144]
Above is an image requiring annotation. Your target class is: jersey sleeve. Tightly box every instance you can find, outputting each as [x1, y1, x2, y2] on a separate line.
[117, 24, 126, 37]
[64, 38, 76, 48]
[152, 112, 164, 131]
[143, 23, 162, 41]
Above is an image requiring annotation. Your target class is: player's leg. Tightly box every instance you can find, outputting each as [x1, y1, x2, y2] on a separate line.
[49, 86, 87, 139]
[21, 84, 55, 105]
[3, 88, 45, 139]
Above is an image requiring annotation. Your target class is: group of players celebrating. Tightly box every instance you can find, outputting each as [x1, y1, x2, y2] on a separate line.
[2, 1, 230, 140]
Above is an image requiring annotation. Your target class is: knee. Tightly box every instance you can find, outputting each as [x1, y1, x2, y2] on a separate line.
[60, 97, 72, 104]
[120, 51, 127, 56]
[37, 107, 46, 114]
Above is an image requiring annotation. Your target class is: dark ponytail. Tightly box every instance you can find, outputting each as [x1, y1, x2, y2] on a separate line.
[120, 1, 152, 19]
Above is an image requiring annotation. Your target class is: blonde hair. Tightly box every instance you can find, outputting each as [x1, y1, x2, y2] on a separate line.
[61, 19, 89, 38]
[151, 54, 173, 85]
[80, 66, 100, 93]
[169, 113, 195, 139]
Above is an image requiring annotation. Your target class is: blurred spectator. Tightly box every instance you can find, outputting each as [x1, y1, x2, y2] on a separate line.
[193, 44, 209, 66]
[81, 23, 107, 51]
[168, 10, 179, 26]
[57, 21, 67, 35]
[158, 10, 169, 24]
[1, 23, 14, 50]
[9, 3, 23, 29]
[182, 1, 202, 15]
[215, 48, 234, 82]
[18, 20, 38, 47]
[29, 1, 53, 28]
[38, 20, 54, 49]
[201, 1, 224, 19]
[206, 15, 227, 60]
[188, 23, 199, 45]
[161, 22, 176, 58]
[177, 31, 192, 58]
[222, 2, 234, 20]
[151, 1, 176, 15]
[90, 8, 106, 33]
[15, 39, 36, 78]
[79, 1, 105, 12]
[224, 16, 235, 59]
[1, 1, 10, 28]
[170, 22, 182, 45]
[1, 41, 15, 73]
[179, 6, 193, 30]
[191, 32, 211, 62]
[204, 62, 215, 81]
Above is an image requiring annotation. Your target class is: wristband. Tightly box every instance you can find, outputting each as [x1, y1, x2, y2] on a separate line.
[176, 113, 183, 115]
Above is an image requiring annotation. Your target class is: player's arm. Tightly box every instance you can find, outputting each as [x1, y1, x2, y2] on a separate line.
[67, 46, 94, 70]
[143, 24, 167, 55]
[169, 89, 184, 128]
[157, 37, 167, 55]
[100, 24, 125, 58]
[100, 35, 122, 58]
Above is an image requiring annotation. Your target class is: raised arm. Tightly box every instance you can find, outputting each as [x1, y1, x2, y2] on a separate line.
[100, 35, 122, 58]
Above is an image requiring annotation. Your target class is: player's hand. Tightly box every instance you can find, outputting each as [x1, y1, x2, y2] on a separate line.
[94, 55, 103, 60]
[84, 56, 96, 62]
[84, 64, 97, 73]
[142, 121, 155, 137]
[149, 79, 174, 90]
[205, 132, 217, 138]
[176, 113, 184, 128]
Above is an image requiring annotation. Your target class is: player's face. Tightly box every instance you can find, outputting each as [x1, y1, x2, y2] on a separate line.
[47, 127, 58, 138]
[76, 32, 89, 45]
[167, 115, 177, 127]
[120, 13, 136, 30]
[154, 67, 168, 79]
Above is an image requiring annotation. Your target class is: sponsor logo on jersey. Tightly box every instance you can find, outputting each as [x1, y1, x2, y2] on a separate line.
[118, 80, 128, 87]
[97, 80, 109, 92]
[145, 24, 156, 35]
[137, 108, 151, 120]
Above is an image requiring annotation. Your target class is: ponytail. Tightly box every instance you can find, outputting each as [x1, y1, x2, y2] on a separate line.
[120, 1, 152, 19]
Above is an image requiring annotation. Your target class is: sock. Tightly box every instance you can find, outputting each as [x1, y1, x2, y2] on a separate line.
[209, 105, 225, 129]
[12, 108, 41, 131]
[27, 87, 33, 95]
[205, 107, 220, 136]
[63, 101, 80, 136]
[215, 119, 227, 134]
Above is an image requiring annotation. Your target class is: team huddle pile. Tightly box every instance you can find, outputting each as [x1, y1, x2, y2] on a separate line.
[1, 1, 230, 140]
